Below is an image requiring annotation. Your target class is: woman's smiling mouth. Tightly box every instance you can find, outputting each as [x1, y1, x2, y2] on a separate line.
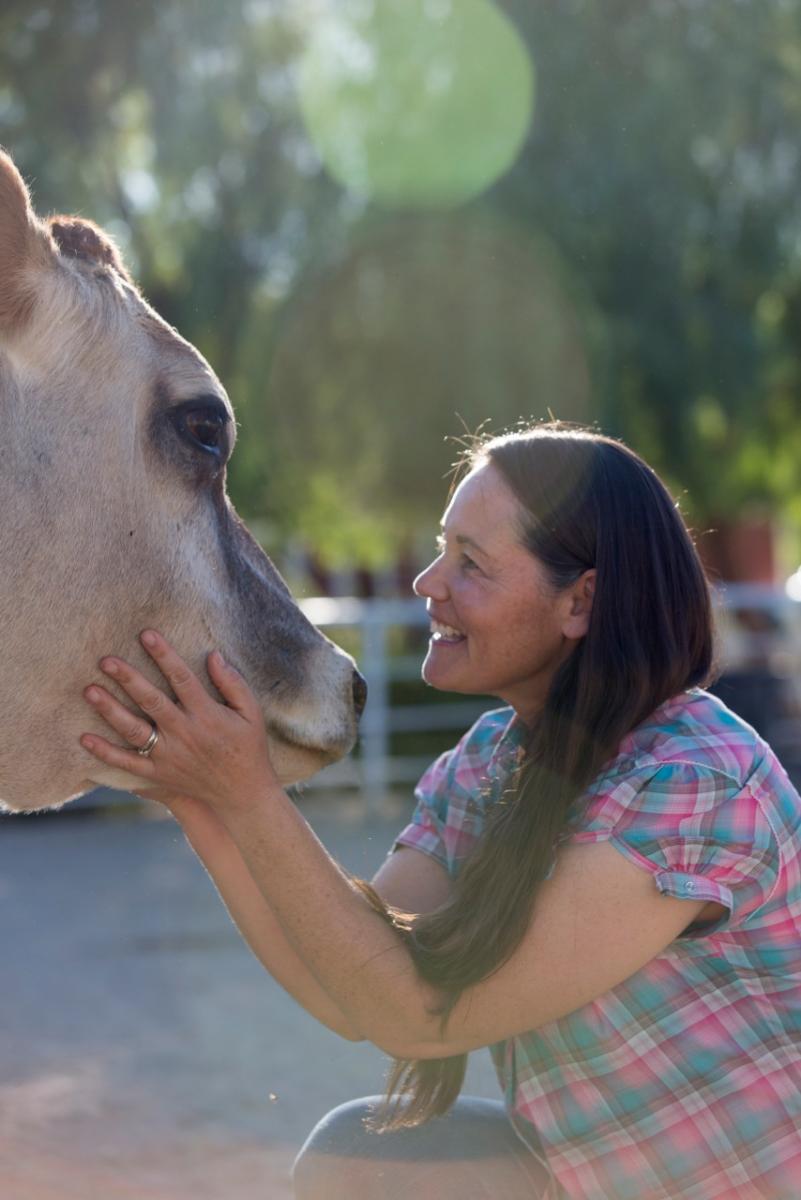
[430, 619, 467, 644]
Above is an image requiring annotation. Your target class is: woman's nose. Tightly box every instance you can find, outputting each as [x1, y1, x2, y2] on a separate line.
[413, 559, 447, 600]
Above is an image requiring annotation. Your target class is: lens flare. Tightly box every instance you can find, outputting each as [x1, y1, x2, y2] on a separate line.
[297, 0, 535, 208]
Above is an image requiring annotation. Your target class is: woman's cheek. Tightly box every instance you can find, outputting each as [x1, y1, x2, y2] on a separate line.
[460, 578, 492, 615]
[449, 579, 474, 610]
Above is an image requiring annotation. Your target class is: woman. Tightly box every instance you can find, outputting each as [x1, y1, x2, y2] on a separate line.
[79, 425, 801, 1199]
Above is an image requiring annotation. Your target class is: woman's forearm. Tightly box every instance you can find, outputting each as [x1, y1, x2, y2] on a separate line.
[177, 805, 365, 1041]
[221, 787, 443, 1058]
[78, 637, 427, 1050]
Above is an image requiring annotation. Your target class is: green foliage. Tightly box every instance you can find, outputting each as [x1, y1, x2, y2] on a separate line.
[2, 0, 801, 565]
[265, 211, 596, 559]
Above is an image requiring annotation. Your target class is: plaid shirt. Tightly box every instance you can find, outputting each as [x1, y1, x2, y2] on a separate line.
[394, 689, 801, 1199]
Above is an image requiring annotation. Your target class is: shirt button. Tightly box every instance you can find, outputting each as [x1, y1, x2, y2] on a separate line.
[683, 880, 696, 893]
[619, 757, 636, 773]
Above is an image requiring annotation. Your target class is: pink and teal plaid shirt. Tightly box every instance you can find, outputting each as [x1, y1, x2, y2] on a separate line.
[394, 689, 801, 1199]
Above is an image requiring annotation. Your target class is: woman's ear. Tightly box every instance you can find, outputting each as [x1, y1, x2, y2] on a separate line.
[562, 569, 596, 640]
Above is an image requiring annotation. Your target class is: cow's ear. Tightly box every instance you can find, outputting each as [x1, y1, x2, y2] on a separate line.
[0, 148, 51, 332]
[48, 215, 132, 285]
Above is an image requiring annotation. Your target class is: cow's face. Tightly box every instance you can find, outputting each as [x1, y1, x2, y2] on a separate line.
[0, 151, 363, 811]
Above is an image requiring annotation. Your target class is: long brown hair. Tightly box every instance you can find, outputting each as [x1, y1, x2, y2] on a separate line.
[357, 423, 716, 1128]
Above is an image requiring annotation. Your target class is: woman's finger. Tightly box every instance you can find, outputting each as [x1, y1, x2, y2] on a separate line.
[79, 732, 159, 780]
[207, 650, 261, 720]
[84, 684, 158, 750]
[138, 630, 213, 713]
[99, 653, 181, 728]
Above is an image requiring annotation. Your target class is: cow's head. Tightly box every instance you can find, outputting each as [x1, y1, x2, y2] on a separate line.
[0, 149, 364, 811]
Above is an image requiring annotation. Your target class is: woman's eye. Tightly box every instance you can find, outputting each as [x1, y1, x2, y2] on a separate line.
[182, 408, 228, 456]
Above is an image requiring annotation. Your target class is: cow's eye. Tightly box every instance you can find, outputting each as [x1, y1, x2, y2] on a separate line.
[176, 403, 230, 459]
[185, 409, 225, 450]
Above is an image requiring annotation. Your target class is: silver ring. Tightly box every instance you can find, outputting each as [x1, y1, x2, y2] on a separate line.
[137, 723, 159, 757]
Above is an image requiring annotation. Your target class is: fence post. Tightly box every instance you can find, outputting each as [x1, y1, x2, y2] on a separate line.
[359, 605, 389, 807]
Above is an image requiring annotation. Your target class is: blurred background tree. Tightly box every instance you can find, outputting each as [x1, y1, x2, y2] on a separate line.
[2, 0, 801, 580]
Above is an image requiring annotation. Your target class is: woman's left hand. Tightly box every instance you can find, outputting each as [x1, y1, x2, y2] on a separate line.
[80, 630, 281, 817]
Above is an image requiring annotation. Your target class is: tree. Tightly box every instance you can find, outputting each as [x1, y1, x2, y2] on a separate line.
[3, 0, 801, 568]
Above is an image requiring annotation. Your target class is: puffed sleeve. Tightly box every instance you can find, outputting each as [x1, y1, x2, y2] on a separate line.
[392, 709, 515, 877]
[571, 761, 782, 935]
[392, 745, 455, 869]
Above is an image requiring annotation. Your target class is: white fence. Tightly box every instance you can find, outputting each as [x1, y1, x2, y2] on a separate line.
[81, 585, 801, 812]
[301, 585, 801, 804]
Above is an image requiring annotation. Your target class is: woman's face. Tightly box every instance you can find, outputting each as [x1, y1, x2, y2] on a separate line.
[413, 462, 593, 723]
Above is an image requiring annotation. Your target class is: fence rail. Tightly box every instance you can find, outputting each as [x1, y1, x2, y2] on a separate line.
[300, 585, 801, 804]
[82, 585, 801, 812]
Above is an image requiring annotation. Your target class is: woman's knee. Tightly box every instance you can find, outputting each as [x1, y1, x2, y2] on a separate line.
[291, 1095, 553, 1200]
[292, 1096, 385, 1199]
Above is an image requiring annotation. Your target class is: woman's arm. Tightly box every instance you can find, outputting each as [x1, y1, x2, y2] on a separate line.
[166, 795, 363, 1040]
[166, 795, 451, 1042]
[80, 634, 708, 1059]
[222, 786, 708, 1059]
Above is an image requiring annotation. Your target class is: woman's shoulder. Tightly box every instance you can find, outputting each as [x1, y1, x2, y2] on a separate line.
[607, 687, 773, 789]
[584, 688, 801, 860]
[574, 690, 800, 929]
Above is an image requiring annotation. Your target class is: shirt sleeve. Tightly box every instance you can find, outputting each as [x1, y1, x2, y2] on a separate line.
[392, 747, 455, 869]
[390, 709, 514, 876]
[572, 760, 781, 935]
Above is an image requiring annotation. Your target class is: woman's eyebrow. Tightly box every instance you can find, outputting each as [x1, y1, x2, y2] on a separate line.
[439, 527, 492, 560]
[457, 534, 489, 556]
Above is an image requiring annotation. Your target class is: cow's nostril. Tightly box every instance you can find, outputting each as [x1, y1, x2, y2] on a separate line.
[352, 669, 368, 718]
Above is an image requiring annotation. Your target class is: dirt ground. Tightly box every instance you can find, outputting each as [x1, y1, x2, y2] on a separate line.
[0, 793, 497, 1199]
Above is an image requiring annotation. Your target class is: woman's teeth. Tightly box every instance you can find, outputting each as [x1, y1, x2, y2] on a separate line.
[431, 620, 465, 642]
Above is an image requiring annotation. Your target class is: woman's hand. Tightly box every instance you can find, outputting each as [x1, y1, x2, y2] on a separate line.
[80, 630, 281, 818]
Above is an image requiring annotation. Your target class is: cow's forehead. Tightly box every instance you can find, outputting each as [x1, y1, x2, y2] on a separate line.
[135, 304, 231, 411]
[51, 250, 232, 418]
